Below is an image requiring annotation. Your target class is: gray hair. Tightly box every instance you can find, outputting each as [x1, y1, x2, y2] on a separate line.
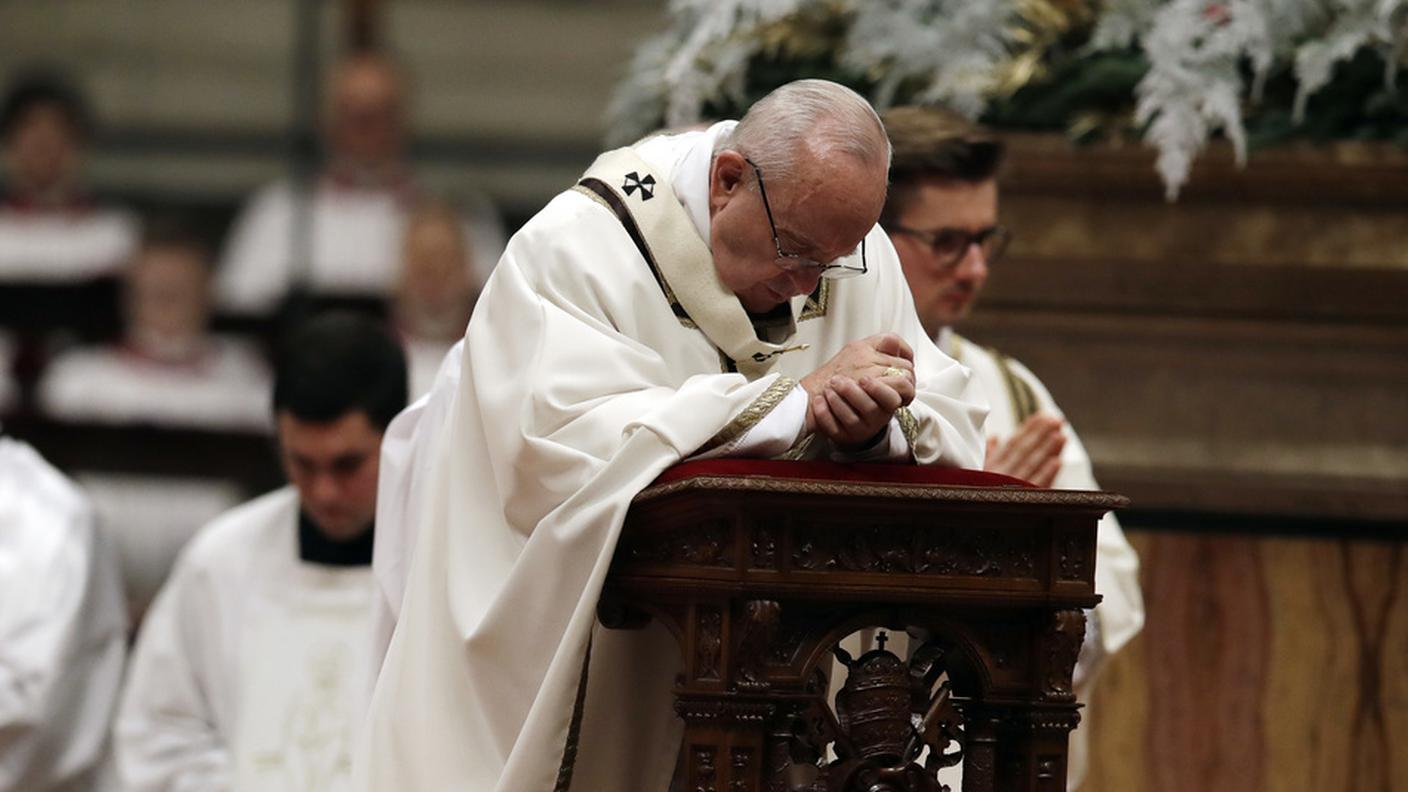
[714, 79, 891, 185]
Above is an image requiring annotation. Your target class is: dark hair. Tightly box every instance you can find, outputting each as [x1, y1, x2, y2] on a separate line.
[880, 105, 1005, 227]
[273, 312, 408, 431]
[0, 68, 93, 142]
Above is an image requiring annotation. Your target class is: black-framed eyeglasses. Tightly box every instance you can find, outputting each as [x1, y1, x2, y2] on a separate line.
[887, 224, 1012, 270]
[745, 157, 867, 280]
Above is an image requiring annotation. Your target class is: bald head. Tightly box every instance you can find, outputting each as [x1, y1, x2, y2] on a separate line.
[717, 79, 890, 184]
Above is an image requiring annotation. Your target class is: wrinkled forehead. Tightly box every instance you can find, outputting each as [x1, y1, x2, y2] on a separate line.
[772, 151, 887, 250]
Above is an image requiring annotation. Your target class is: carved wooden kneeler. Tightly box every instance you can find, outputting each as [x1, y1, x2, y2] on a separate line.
[600, 460, 1123, 792]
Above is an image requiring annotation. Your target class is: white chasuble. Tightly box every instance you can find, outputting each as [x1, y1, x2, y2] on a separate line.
[116, 488, 374, 792]
[357, 123, 987, 792]
[0, 438, 127, 792]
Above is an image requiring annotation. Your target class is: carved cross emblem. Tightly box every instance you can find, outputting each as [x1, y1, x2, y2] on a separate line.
[622, 171, 656, 201]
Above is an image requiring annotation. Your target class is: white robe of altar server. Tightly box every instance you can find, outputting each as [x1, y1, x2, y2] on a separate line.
[216, 179, 505, 314]
[38, 338, 272, 431]
[0, 437, 126, 792]
[0, 205, 138, 282]
[115, 488, 374, 792]
[358, 122, 987, 792]
[938, 328, 1144, 789]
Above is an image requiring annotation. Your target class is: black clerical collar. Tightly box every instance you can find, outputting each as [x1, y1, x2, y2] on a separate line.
[298, 511, 374, 567]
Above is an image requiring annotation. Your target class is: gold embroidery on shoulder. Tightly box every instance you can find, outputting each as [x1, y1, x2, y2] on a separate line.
[702, 376, 796, 453]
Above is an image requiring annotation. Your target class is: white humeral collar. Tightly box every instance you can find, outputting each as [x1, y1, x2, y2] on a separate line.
[576, 123, 811, 379]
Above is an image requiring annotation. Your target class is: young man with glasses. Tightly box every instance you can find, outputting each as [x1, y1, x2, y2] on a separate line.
[881, 105, 1145, 790]
[358, 81, 987, 791]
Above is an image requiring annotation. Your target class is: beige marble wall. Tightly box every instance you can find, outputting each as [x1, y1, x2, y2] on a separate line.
[1082, 531, 1408, 792]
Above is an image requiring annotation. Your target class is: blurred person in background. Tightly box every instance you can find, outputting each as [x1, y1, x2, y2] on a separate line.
[215, 51, 503, 315]
[36, 222, 273, 622]
[881, 105, 1144, 790]
[0, 434, 126, 792]
[0, 68, 139, 282]
[38, 222, 270, 430]
[391, 200, 485, 398]
[114, 312, 406, 792]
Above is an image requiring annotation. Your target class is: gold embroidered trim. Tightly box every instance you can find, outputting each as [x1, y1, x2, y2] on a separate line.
[702, 376, 797, 453]
[633, 475, 1127, 509]
[990, 346, 1040, 424]
[552, 633, 593, 792]
[799, 279, 830, 321]
[781, 432, 819, 461]
[895, 406, 920, 451]
[949, 332, 966, 363]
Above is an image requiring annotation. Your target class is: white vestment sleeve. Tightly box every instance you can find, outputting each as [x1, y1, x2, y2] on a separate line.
[114, 559, 231, 792]
[690, 385, 806, 460]
[692, 384, 914, 464]
[215, 184, 293, 314]
[0, 440, 127, 792]
[365, 338, 463, 702]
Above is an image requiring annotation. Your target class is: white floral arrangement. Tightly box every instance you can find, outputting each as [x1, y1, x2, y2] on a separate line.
[608, 0, 1408, 199]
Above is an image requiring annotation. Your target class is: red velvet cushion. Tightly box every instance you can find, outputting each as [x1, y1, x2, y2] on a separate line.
[653, 459, 1031, 489]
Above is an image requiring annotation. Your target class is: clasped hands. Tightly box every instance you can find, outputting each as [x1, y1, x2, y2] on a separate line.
[800, 333, 916, 452]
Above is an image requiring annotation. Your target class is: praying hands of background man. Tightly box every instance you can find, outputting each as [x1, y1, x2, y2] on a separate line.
[984, 414, 1067, 487]
[800, 333, 916, 451]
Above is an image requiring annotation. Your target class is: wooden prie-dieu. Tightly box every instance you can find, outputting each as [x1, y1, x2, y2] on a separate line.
[599, 459, 1125, 792]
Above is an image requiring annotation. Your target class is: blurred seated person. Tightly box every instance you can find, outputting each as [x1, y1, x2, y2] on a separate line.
[38, 224, 271, 430]
[0, 68, 139, 281]
[392, 201, 486, 398]
[0, 434, 127, 792]
[114, 313, 407, 792]
[216, 50, 505, 315]
[881, 105, 1144, 789]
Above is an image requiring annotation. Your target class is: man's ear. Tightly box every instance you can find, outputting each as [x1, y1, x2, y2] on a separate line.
[708, 150, 748, 214]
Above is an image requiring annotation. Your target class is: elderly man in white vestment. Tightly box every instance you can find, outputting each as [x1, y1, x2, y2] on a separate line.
[0, 435, 127, 792]
[880, 105, 1146, 789]
[114, 313, 408, 792]
[358, 80, 988, 791]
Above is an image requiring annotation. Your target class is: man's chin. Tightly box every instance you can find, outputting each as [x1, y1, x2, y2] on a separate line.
[748, 285, 794, 313]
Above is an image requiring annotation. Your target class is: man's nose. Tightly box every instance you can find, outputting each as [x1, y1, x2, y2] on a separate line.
[956, 242, 989, 279]
[311, 471, 341, 504]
